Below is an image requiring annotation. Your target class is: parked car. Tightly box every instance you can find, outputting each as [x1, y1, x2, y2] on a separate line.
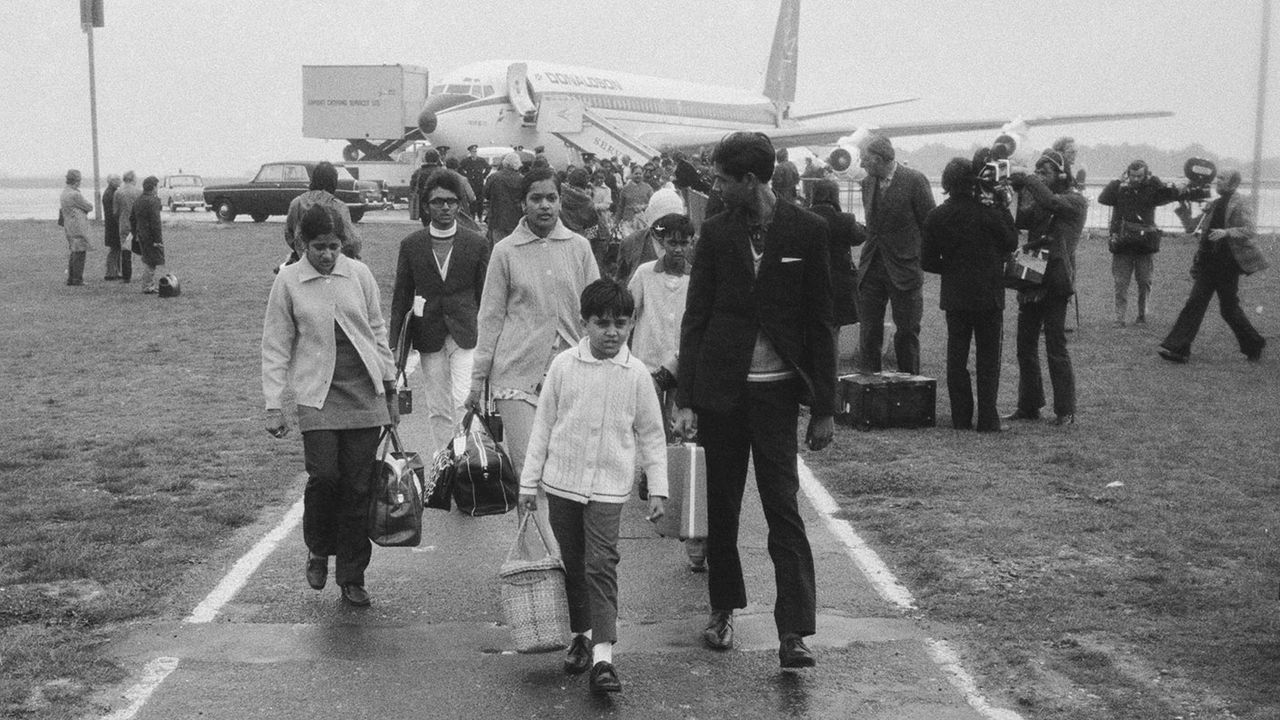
[202, 161, 381, 223]
[158, 174, 205, 211]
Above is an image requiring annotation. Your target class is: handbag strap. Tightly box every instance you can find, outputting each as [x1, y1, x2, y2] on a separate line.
[380, 425, 407, 458]
[503, 512, 553, 565]
[395, 308, 414, 377]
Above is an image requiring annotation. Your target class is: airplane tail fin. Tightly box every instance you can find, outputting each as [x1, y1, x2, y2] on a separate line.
[763, 0, 800, 107]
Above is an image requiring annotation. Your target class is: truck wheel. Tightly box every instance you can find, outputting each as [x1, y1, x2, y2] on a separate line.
[349, 208, 364, 223]
[250, 213, 269, 223]
[215, 200, 237, 223]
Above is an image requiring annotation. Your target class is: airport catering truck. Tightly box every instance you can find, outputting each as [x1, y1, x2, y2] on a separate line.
[302, 64, 431, 203]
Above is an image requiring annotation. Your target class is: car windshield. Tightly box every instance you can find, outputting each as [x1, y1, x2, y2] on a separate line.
[170, 176, 200, 186]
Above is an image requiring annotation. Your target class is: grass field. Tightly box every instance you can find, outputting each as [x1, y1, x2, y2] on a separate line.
[0, 214, 1277, 719]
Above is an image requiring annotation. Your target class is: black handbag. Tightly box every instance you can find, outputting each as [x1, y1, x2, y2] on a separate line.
[1109, 219, 1162, 255]
[449, 409, 519, 517]
[367, 427, 425, 547]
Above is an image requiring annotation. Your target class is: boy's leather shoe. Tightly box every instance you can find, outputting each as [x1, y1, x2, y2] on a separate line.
[340, 584, 370, 607]
[563, 634, 591, 675]
[588, 661, 621, 693]
[778, 635, 816, 668]
[703, 609, 734, 650]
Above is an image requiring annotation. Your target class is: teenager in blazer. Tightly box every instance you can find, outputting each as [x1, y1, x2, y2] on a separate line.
[673, 132, 836, 670]
[390, 170, 490, 454]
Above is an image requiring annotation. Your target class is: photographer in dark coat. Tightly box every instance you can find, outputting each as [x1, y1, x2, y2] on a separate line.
[1097, 160, 1181, 327]
[922, 158, 1019, 432]
[1005, 150, 1087, 426]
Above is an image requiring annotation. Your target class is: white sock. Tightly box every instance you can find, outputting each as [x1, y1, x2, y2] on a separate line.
[592, 641, 613, 665]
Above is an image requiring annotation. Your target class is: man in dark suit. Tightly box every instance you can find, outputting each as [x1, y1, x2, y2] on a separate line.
[856, 134, 935, 374]
[672, 131, 836, 670]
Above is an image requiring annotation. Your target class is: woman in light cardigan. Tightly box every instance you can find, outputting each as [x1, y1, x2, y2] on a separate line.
[262, 203, 397, 607]
[468, 167, 600, 544]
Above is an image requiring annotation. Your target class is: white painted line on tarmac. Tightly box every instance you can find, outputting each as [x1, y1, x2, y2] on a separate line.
[797, 458, 1025, 720]
[186, 495, 306, 624]
[100, 656, 180, 720]
[797, 459, 918, 610]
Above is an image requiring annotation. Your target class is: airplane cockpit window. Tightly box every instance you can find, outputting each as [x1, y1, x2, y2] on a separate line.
[431, 84, 446, 95]
[482, 85, 495, 97]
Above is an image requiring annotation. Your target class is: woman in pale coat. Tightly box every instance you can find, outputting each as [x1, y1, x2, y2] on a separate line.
[59, 169, 93, 286]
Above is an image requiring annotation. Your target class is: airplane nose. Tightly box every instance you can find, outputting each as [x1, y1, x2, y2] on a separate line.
[417, 109, 438, 135]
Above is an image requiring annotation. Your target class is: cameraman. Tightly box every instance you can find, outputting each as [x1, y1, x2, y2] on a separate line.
[1005, 150, 1087, 426]
[921, 157, 1019, 432]
[1097, 160, 1181, 327]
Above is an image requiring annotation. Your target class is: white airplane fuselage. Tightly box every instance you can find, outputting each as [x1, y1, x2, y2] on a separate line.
[418, 59, 782, 166]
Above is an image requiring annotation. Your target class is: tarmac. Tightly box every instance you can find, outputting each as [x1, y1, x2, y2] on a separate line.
[96, 386, 1022, 720]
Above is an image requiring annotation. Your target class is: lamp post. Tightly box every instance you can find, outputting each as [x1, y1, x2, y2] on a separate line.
[1252, 0, 1272, 214]
[81, 0, 104, 220]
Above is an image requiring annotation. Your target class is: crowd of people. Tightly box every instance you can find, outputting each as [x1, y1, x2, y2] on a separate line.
[59, 168, 169, 293]
[250, 128, 1266, 695]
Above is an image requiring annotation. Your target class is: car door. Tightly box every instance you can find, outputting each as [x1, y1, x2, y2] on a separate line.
[275, 164, 311, 215]
[249, 164, 285, 215]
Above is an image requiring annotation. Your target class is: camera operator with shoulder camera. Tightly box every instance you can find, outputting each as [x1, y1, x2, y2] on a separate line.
[1097, 160, 1181, 327]
[1004, 150, 1088, 426]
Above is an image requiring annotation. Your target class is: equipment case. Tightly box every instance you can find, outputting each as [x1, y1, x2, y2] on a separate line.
[653, 443, 707, 540]
[837, 372, 936, 431]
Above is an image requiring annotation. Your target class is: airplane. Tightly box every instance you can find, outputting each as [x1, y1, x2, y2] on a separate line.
[402, 0, 1170, 171]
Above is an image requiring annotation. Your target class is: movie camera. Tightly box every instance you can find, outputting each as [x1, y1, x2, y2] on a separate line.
[972, 133, 1020, 206]
[1180, 157, 1216, 202]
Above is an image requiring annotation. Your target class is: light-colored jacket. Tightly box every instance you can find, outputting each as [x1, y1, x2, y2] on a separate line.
[521, 339, 668, 504]
[472, 218, 600, 394]
[1179, 191, 1269, 275]
[261, 253, 396, 410]
[60, 185, 93, 252]
[114, 182, 141, 239]
[285, 190, 361, 258]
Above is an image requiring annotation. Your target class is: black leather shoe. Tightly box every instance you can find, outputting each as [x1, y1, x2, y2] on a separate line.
[703, 610, 733, 650]
[306, 555, 327, 590]
[1003, 409, 1040, 422]
[778, 635, 816, 668]
[1246, 339, 1266, 362]
[1054, 414, 1075, 426]
[1158, 346, 1189, 364]
[588, 661, 622, 693]
[340, 583, 370, 607]
[563, 634, 592, 675]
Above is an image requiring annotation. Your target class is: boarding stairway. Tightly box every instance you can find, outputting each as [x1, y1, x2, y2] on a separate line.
[535, 94, 658, 163]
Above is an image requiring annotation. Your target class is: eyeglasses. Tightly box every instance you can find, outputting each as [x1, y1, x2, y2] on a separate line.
[427, 197, 460, 208]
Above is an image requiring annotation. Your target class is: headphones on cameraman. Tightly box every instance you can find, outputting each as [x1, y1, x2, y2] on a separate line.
[1037, 150, 1070, 184]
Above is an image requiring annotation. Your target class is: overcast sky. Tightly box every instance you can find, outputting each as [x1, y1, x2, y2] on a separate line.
[1, 0, 1274, 178]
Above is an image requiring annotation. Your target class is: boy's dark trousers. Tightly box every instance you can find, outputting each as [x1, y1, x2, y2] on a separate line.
[698, 380, 817, 639]
[546, 495, 623, 644]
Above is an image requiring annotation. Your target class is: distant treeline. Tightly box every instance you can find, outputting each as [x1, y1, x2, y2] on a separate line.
[898, 142, 1279, 183]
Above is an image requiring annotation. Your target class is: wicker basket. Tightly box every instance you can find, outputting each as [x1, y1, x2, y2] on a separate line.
[499, 515, 569, 653]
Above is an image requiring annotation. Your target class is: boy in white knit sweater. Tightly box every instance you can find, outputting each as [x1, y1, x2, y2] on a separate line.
[519, 278, 668, 694]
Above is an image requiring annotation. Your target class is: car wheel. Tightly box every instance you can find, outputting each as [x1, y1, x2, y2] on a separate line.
[349, 208, 364, 224]
[214, 200, 236, 223]
[251, 213, 269, 223]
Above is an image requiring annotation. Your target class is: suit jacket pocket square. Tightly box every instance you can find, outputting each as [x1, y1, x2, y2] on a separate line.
[781, 257, 802, 263]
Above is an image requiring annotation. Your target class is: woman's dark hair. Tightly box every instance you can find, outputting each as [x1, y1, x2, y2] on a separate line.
[940, 157, 974, 196]
[521, 166, 561, 199]
[424, 168, 465, 200]
[711, 131, 775, 182]
[310, 161, 338, 193]
[810, 179, 842, 210]
[298, 202, 335, 242]
[579, 278, 635, 320]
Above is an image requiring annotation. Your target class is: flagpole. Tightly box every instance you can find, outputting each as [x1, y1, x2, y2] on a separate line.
[86, 20, 102, 221]
[1252, 0, 1271, 214]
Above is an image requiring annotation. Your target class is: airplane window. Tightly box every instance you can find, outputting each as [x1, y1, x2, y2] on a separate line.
[446, 84, 471, 95]
[431, 84, 446, 95]
[483, 85, 494, 97]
